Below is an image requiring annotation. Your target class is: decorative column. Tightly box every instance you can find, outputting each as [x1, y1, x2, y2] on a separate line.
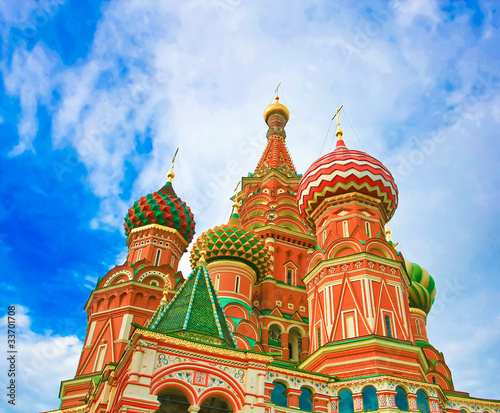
[264, 382, 275, 403]
[313, 394, 331, 413]
[408, 393, 418, 411]
[429, 398, 441, 413]
[285, 388, 302, 409]
[301, 335, 309, 361]
[281, 331, 289, 360]
[262, 327, 269, 352]
[377, 391, 397, 410]
[353, 393, 363, 412]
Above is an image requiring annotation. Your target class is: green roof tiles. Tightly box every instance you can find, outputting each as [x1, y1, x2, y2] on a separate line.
[148, 259, 236, 348]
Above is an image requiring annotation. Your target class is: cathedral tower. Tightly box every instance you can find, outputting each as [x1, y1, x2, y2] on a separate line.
[58, 170, 195, 409]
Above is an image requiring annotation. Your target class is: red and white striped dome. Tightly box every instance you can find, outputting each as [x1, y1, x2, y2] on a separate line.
[297, 139, 398, 227]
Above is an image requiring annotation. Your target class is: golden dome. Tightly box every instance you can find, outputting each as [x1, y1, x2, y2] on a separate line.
[263, 96, 290, 123]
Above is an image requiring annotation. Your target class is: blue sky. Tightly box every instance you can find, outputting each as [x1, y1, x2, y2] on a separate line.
[0, 0, 499, 411]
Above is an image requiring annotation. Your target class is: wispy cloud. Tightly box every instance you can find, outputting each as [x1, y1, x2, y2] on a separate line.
[0, 305, 83, 412]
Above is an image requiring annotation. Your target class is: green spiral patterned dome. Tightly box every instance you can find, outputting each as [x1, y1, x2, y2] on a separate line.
[189, 210, 270, 278]
[405, 259, 436, 314]
[124, 180, 195, 243]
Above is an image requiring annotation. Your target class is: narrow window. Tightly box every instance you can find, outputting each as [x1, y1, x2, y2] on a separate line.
[343, 220, 349, 237]
[416, 390, 430, 413]
[94, 345, 107, 372]
[395, 387, 409, 411]
[235, 276, 240, 293]
[365, 222, 371, 237]
[316, 326, 321, 347]
[416, 320, 421, 335]
[385, 315, 393, 338]
[432, 376, 437, 384]
[362, 386, 378, 411]
[299, 387, 313, 412]
[270, 382, 287, 407]
[339, 389, 354, 413]
[346, 315, 355, 338]
[136, 248, 142, 262]
[154, 249, 161, 266]
[170, 255, 175, 267]
[287, 269, 293, 285]
[323, 230, 327, 243]
[215, 274, 220, 290]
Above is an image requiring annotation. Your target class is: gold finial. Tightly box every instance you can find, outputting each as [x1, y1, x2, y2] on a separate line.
[167, 148, 179, 183]
[264, 84, 290, 123]
[332, 104, 344, 139]
[198, 248, 207, 265]
[160, 279, 169, 304]
[385, 225, 392, 242]
[197, 237, 208, 266]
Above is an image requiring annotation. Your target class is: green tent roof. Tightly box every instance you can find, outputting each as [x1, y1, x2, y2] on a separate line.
[148, 259, 236, 348]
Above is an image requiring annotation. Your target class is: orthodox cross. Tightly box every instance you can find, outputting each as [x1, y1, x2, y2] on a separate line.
[331, 104, 344, 129]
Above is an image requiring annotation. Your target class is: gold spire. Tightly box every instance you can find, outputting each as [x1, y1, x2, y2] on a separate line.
[160, 279, 169, 304]
[167, 148, 179, 183]
[385, 225, 400, 247]
[332, 104, 344, 140]
[197, 237, 208, 266]
[385, 225, 392, 242]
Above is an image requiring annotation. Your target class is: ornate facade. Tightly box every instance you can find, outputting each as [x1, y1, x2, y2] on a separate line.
[49, 97, 499, 413]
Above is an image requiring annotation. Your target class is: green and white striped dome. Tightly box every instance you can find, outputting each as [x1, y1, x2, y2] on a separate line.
[405, 260, 436, 314]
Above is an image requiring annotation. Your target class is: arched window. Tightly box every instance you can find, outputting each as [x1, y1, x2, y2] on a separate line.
[323, 230, 327, 243]
[235, 276, 240, 293]
[339, 389, 354, 413]
[365, 222, 371, 237]
[136, 248, 142, 262]
[271, 382, 287, 407]
[299, 387, 313, 412]
[416, 390, 430, 413]
[363, 386, 378, 411]
[215, 274, 220, 290]
[288, 328, 302, 361]
[154, 249, 162, 266]
[199, 396, 233, 413]
[269, 325, 282, 347]
[432, 376, 437, 384]
[416, 320, 421, 335]
[170, 255, 175, 267]
[385, 315, 393, 338]
[316, 326, 321, 347]
[287, 268, 293, 285]
[343, 221, 349, 237]
[155, 388, 190, 413]
[395, 387, 409, 411]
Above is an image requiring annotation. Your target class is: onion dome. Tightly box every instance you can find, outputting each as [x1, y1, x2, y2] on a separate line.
[124, 171, 195, 243]
[189, 203, 270, 278]
[297, 135, 398, 227]
[405, 259, 437, 314]
[264, 96, 290, 123]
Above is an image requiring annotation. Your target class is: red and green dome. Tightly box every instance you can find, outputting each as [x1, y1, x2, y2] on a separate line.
[405, 259, 436, 314]
[297, 138, 398, 227]
[189, 210, 270, 278]
[124, 180, 195, 243]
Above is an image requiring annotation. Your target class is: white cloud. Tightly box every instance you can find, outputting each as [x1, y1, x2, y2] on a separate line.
[0, 305, 83, 412]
